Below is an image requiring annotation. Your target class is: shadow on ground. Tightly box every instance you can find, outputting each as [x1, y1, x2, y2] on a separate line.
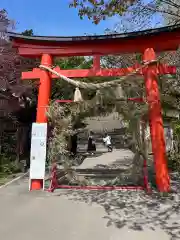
[55, 174, 180, 240]
[94, 156, 133, 169]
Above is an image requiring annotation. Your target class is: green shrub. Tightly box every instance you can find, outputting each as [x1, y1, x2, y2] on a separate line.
[167, 152, 180, 172]
[0, 154, 21, 175]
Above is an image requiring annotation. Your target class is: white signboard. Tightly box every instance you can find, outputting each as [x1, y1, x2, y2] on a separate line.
[29, 123, 47, 188]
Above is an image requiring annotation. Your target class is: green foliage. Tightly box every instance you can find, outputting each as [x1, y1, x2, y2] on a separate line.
[55, 56, 92, 69]
[170, 120, 180, 154]
[1, 162, 20, 175]
[52, 56, 114, 100]
[172, 119, 180, 136]
[51, 57, 92, 100]
[166, 119, 180, 173]
[21, 29, 34, 36]
[0, 159, 21, 185]
[0, 154, 20, 176]
[0, 150, 21, 185]
[167, 152, 180, 172]
[69, 0, 137, 24]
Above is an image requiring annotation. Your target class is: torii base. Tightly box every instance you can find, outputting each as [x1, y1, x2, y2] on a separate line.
[30, 179, 44, 190]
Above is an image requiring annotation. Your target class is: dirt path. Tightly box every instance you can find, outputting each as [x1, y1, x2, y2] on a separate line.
[0, 149, 179, 240]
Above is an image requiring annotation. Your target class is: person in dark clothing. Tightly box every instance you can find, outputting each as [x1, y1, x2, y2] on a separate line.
[87, 131, 96, 155]
[70, 133, 78, 156]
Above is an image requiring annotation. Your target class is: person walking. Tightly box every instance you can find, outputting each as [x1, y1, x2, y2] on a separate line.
[87, 131, 96, 155]
[103, 133, 113, 152]
[70, 133, 78, 156]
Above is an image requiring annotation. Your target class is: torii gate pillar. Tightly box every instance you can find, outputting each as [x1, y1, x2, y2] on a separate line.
[36, 54, 52, 123]
[30, 54, 52, 190]
[143, 48, 170, 192]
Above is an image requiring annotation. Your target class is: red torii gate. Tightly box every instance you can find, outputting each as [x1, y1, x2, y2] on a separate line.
[9, 24, 180, 192]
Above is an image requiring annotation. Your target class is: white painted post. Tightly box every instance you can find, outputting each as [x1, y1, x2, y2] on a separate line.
[29, 123, 47, 190]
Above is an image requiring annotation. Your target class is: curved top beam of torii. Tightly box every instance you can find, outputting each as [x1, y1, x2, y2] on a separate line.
[8, 24, 180, 57]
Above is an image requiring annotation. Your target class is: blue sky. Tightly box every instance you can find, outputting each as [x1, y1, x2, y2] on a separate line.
[0, 0, 118, 36]
[0, 0, 163, 36]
